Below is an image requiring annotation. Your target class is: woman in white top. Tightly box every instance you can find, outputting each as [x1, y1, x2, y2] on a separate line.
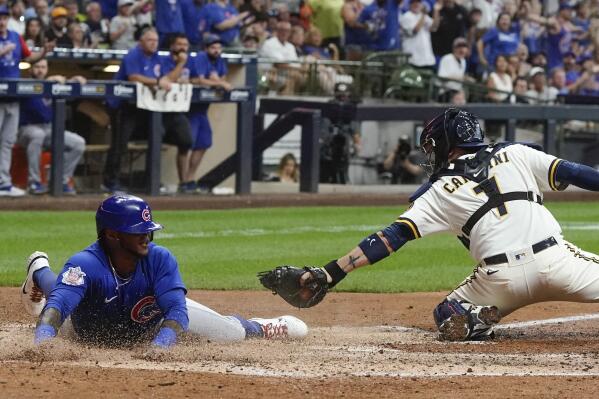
[487, 54, 513, 102]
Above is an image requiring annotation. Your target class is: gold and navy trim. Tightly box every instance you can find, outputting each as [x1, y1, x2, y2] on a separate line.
[565, 242, 599, 264]
[548, 159, 565, 191]
[396, 217, 421, 239]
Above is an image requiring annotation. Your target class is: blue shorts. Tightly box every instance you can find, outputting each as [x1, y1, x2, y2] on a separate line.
[187, 111, 212, 150]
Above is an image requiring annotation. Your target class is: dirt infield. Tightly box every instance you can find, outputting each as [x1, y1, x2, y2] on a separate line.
[2, 287, 599, 398]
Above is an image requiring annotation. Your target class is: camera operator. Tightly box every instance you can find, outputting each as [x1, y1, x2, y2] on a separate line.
[382, 138, 424, 184]
[319, 83, 360, 184]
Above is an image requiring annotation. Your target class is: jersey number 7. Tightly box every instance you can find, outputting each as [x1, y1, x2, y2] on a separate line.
[473, 176, 508, 216]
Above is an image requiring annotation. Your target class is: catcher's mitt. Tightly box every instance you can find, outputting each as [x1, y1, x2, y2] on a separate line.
[257, 266, 329, 308]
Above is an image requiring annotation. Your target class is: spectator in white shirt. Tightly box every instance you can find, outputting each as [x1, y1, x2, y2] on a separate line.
[109, 0, 137, 50]
[8, 0, 25, 35]
[400, 0, 438, 69]
[259, 21, 305, 94]
[259, 21, 298, 61]
[526, 66, 558, 103]
[437, 37, 469, 94]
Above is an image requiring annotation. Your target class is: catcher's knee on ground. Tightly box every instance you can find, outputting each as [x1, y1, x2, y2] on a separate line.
[433, 299, 501, 341]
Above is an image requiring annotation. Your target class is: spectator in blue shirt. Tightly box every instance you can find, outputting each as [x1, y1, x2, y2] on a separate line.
[155, 0, 185, 48]
[524, 3, 584, 71]
[303, 27, 339, 60]
[358, 0, 401, 51]
[477, 13, 520, 72]
[103, 26, 192, 192]
[180, 0, 204, 49]
[341, 0, 369, 60]
[98, 0, 118, 20]
[0, 5, 51, 197]
[572, 1, 591, 47]
[199, 0, 250, 47]
[563, 51, 580, 86]
[18, 59, 86, 195]
[182, 34, 231, 194]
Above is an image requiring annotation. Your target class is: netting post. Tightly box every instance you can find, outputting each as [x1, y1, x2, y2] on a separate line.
[50, 98, 66, 196]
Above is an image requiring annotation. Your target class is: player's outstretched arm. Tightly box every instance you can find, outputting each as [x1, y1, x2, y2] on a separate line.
[556, 160, 599, 191]
[316, 217, 417, 287]
[34, 278, 86, 345]
[153, 288, 189, 349]
[34, 307, 63, 344]
[258, 220, 418, 308]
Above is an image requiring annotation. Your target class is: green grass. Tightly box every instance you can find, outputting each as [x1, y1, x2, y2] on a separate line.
[1, 202, 598, 292]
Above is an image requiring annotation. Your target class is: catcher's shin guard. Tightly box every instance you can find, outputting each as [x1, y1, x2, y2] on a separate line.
[434, 299, 501, 341]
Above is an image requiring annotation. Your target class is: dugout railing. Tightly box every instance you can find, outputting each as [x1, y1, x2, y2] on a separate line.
[1, 78, 254, 197]
[256, 98, 599, 193]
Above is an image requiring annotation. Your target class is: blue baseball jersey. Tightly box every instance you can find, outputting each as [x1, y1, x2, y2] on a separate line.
[195, 51, 228, 78]
[115, 45, 165, 81]
[19, 97, 53, 125]
[187, 52, 227, 148]
[358, 0, 400, 51]
[546, 28, 570, 70]
[302, 45, 331, 59]
[99, 0, 118, 19]
[191, 51, 227, 114]
[44, 241, 187, 344]
[107, 45, 165, 108]
[0, 30, 30, 78]
[481, 27, 520, 68]
[343, 3, 370, 47]
[198, 3, 240, 46]
[181, 0, 204, 46]
[155, 0, 185, 34]
[161, 52, 198, 81]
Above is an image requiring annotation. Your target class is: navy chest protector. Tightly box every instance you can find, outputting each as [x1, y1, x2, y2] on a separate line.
[431, 143, 543, 247]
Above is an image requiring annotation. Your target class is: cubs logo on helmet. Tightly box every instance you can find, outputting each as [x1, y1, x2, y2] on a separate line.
[141, 208, 151, 222]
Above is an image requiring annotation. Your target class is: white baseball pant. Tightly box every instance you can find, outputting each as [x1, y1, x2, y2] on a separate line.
[0, 102, 19, 186]
[447, 235, 599, 317]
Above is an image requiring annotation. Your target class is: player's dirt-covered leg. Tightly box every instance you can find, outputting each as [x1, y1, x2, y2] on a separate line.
[185, 298, 308, 341]
[21, 251, 57, 317]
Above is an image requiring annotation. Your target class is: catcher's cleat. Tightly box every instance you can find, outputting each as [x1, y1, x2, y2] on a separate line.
[474, 305, 501, 325]
[438, 314, 470, 341]
[438, 306, 501, 341]
[249, 315, 308, 339]
[21, 251, 50, 317]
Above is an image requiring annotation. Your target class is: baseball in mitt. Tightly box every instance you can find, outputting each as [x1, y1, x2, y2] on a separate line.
[257, 266, 329, 308]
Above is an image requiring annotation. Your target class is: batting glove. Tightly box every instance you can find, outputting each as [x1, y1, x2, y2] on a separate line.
[152, 327, 177, 349]
[34, 324, 57, 345]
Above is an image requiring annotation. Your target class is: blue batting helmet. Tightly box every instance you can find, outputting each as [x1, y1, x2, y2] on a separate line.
[420, 108, 486, 173]
[96, 195, 163, 237]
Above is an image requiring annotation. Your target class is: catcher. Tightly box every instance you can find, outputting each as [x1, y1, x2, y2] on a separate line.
[259, 108, 599, 341]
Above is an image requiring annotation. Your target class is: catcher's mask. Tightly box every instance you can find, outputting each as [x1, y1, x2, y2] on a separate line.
[96, 195, 163, 239]
[419, 108, 486, 174]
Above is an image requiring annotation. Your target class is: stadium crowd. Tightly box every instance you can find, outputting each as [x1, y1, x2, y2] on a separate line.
[1, 0, 598, 196]
[5, 0, 599, 99]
